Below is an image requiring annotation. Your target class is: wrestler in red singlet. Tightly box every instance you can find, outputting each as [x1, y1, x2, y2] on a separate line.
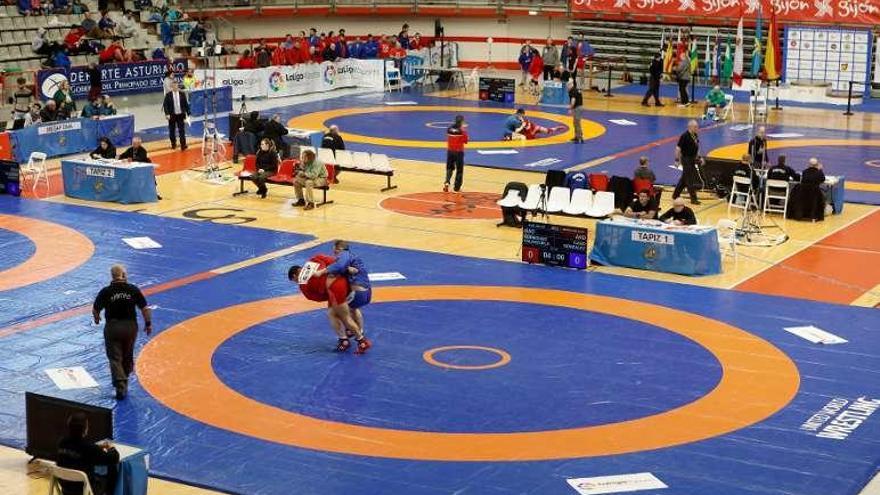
[298, 254, 350, 306]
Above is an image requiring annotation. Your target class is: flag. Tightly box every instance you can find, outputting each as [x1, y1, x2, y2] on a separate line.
[663, 37, 674, 73]
[713, 37, 721, 81]
[689, 36, 699, 74]
[764, 2, 782, 80]
[703, 35, 711, 78]
[732, 16, 744, 85]
[660, 29, 666, 52]
[875, 32, 880, 84]
[722, 35, 733, 81]
[751, 13, 764, 77]
[675, 29, 686, 60]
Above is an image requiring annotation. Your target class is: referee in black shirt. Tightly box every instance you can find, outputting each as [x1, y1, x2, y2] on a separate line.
[93, 265, 152, 400]
[673, 119, 702, 205]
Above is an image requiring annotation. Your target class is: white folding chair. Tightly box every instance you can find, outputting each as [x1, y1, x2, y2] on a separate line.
[586, 191, 615, 217]
[351, 151, 373, 170]
[518, 184, 543, 212]
[727, 176, 752, 214]
[716, 218, 738, 261]
[48, 465, 94, 495]
[334, 149, 353, 169]
[763, 179, 790, 218]
[369, 153, 392, 172]
[720, 94, 735, 121]
[463, 67, 479, 91]
[316, 147, 336, 165]
[21, 151, 49, 194]
[385, 60, 401, 93]
[496, 189, 523, 208]
[563, 188, 592, 216]
[545, 186, 571, 213]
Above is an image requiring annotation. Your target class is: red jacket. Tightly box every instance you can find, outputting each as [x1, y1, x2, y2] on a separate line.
[447, 126, 468, 152]
[378, 42, 391, 59]
[236, 56, 256, 69]
[528, 53, 543, 79]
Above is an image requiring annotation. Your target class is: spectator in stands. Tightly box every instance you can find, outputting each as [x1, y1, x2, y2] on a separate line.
[390, 39, 406, 61]
[518, 43, 533, 86]
[57, 413, 120, 495]
[336, 29, 348, 58]
[53, 80, 76, 119]
[166, 5, 181, 21]
[99, 95, 117, 115]
[296, 37, 311, 63]
[675, 53, 691, 106]
[119, 136, 149, 162]
[182, 70, 196, 90]
[256, 40, 271, 67]
[293, 149, 328, 210]
[151, 46, 166, 60]
[624, 190, 658, 220]
[146, 7, 162, 23]
[363, 35, 379, 59]
[410, 32, 423, 50]
[542, 38, 559, 81]
[71, 0, 88, 13]
[396, 24, 409, 49]
[8, 78, 34, 130]
[159, 17, 173, 46]
[118, 11, 138, 39]
[237, 49, 256, 69]
[99, 40, 131, 64]
[32, 28, 56, 62]
[703, 85, 727, 119]
[25, 103, 42, 127]
[308, 28, 319, 46]
[89, 137, 117, 159]
[768, 155, 800, 182]
[40, 100, 60, 122]
[322, 42, 338, 63]
[53, 47, 72, 70]
[347, 37, 363, 59]
[188, 20, 207, 47]
[378, 36, 392, 59]
[253, 138, 278, 199]
[634, 156, 656, 182]
[18, 0, 33, 15]
[98, 10, 117, 37]
[81, 13, 105, 39]
[53, 0, 72, 14]
[81, 97, 102, 119]
[659, 197, 697, 225]
[801, 157, 826, 186]
[162, 80, 189, 150]
[262, 114, 290, 158]
[63, 26, 87, 54]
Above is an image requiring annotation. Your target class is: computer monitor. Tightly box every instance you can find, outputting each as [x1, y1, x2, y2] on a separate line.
[25, 392, 113, 461]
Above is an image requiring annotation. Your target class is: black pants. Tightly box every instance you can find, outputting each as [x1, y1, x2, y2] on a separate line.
[673, 156, 699, 202]
[167, 113, 187, 148]
[642, 77, 661, 105]
[104, 320, 138, 391]
[543, 65, 554, 80]
[677, 78, 690, 105]
[445, 151, 464, 191]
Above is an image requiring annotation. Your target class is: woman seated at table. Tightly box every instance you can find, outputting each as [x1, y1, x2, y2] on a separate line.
[623, 189, 657, 220]
[89, 137, 117, 160]
[57, 412, 119, 495]
[254, 138, 279, 199]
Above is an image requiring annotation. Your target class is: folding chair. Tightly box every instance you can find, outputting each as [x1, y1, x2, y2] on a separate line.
[586, 191, 615, 217]
[20, 151, 49, 194]
[727, 176, 753, 214]
[763, 179, 790, 218]
[563, 188, 592, 216]
[385, 60, 401, 93]
[545, 186, 570, 213]
[48, 465, 94, 495]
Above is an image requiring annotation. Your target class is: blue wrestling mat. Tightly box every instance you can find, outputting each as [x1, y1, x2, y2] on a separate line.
[0, 226, 878, 495]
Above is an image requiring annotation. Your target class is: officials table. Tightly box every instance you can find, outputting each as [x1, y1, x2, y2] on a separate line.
[61, 160, 157, 204]
[590, 218, 722, 276]
[540, 81, 568, 106]
[113, 443, 149, 495]
[8, 115, 134, 163]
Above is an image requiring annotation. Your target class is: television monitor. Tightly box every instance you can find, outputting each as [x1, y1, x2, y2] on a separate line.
[25, 392, 113, 461]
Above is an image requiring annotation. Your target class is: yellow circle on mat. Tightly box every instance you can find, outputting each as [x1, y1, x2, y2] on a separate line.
[709, 139, 880, 193]
[423, 345, 512, 370]
[286, 106, 605, 148]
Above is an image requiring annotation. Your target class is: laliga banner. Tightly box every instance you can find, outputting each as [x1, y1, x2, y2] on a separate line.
[267, 59, 384, 99]
[570, 0, 880, 26]
[194, 68, 266, 99]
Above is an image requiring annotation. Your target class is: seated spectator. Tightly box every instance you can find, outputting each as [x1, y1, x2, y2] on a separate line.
[322, 125, 346, 183]
[165, 6, 181, 21]
[119, 136, 149, 162]
[182, 70, 196, 90]
[133, 0, 151, 10]
[57, 413, 119, 495]
[633, 156, 656, 182]
[53, 0, 72, 14]
[52, 47, 72, 70]
[151, 46, 167, 60]
[32, 28, 57, 59]
[40, 98, 60, 122]
[321, 42, 337, 62]
[81, 97, 102, 118]
[233, 111, 261, 163]
[623, 190, 657, 220]
[703, 85, 727, 120]
[71, 0, 88, 13]
[64, 26, 87, 53]
[293, 149, 327, 210]
[99, 95, 117, 115]
[801, 157, 826, 186]
[767, 155, 800, 182]
[90, 137, 117, 159]
[26, 103, 42, 127]
[53, 80, 76, 119]
[146, 7, 163, 23]
[98, 10, 116, 36]
[237, 49, 257, 69]
[18, 0, 34, 15]
[81, 13, 106, 39]
[118, 11, 137, 38]
[188, 20, 206, 47]
[159, 19, 173, 46]
[99, 40, 132, 63]
[659, 197, 697, 225]
[253, 138, 279, 199]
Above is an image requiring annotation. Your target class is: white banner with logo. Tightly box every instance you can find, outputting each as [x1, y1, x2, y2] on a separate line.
[194, 68, 266, 100]
[266, 59, 384, 99]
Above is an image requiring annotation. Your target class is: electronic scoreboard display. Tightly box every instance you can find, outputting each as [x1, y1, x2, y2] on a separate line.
[521, 220, 588, 269]
[0, 160, 20, 197]
[478, 77, 515, 103]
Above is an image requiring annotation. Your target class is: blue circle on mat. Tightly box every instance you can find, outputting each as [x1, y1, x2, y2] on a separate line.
[0, 228, 36, 272]
[325, 111, 568, 142]
[212, 300, 722, 433]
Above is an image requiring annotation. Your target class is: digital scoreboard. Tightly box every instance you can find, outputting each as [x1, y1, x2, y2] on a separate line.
[521, 220, 588, 269]
[0, 160, 20, 197]
[478, 77, 515, 103]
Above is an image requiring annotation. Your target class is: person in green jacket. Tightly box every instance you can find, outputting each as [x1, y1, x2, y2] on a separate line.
[81, 97, 101, 119]
[704, 85, 728, 120]
[294, 149, 328, 210]
[53, 80, 76, 119]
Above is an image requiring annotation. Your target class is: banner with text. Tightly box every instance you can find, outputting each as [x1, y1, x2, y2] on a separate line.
[570, 0, 880, 26]
[194, 68, 267, 100]
[266, 59, 384, 99]
[37, 59, 188, 99]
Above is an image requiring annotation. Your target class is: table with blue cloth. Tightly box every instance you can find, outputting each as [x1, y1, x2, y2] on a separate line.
[826, 175, 845, 214]
[61, 159, 157, 204]
[590, 218, 722, 276]
[113, 443, 149, 495]
[540, 81, 568, 106]
[9, 115, 134, 163]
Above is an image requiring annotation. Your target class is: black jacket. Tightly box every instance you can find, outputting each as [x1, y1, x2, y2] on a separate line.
[57, 436, 119, 495]
[89, 143, 116, 159]
[255, 149, 278, 173]
[40, 107, 60, 122]
[649, 57, 663, 79]
[767, 164, 799, 182]
[801, 167, 826, 186]
[119, 145, 150, 162]
[162, 90, 189, 116]
[262, 120, 288, 148]
[321, 132, 345, 152]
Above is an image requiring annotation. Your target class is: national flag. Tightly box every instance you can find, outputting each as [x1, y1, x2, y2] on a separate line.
[675, 29, 686, 60]
[764, 1, 782, 80]
[751, 13, 764, 77]
[663, 36, 674, 73]
[689, 36, 699, 74]
[732, 16, 744, 85]
[722, 35, 733, 81]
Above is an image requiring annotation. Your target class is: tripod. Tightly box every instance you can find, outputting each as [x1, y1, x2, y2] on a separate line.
[733, 163, 788, 247]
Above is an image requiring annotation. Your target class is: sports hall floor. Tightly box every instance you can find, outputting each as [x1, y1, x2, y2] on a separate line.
[0, 77, 879, 495]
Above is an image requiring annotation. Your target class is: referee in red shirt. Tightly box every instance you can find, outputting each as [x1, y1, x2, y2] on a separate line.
[443, 115, 468, 193]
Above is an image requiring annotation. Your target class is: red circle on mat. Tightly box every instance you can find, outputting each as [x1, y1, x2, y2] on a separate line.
[380, 192, 501, 219]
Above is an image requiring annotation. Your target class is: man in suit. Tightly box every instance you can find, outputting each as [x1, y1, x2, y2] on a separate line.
[162, 81, 189, 150]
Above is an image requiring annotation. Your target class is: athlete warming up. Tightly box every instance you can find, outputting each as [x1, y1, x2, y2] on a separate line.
[288, 254, 371, 354]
